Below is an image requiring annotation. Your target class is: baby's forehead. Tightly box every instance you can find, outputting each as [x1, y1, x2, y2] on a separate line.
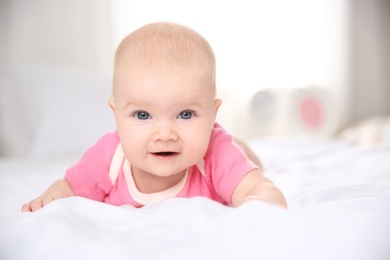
[116, 64, 215, 91]
[114, 64, 216, 100]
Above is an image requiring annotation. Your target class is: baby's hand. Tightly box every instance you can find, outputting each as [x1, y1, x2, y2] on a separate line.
[22, 199, 42, 212]
[21, 194, 62, 212]
[21, 179, 75, 212]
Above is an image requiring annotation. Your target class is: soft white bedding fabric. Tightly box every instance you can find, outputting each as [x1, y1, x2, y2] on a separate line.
[1, 138, 390, 260]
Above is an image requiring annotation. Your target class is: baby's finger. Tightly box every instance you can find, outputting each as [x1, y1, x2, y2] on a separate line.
[21, 202, 33, 212]
[30, 199, 44, 212]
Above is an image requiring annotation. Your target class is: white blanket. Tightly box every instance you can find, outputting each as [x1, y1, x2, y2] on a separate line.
[1, 137, 390, 260]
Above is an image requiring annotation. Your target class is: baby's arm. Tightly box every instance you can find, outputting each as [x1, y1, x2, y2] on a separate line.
[21, 178, 75, 212]
[231, 170, 288, 208]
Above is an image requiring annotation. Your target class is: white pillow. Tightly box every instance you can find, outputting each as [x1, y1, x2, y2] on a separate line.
[2, 64, 116, 159]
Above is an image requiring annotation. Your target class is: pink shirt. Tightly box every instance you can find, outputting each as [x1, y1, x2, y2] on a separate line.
[66, 123, 258, 207]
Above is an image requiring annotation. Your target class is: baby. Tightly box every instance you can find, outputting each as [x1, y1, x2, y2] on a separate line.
[22, 22, 287, 212]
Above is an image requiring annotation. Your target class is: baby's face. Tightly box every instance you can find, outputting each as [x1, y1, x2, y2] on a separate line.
[111, 67, 221, 178]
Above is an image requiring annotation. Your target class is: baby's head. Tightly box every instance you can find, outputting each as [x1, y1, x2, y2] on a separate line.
[112, 22, 216, 99]
[110, 22, 222, 179]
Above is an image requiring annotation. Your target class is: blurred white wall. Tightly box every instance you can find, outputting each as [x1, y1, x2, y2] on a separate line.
[0, 0, 114, 75]
[346, 0, 390, 125]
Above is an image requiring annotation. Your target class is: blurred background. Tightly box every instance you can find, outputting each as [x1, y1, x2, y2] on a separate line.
[0, 0, 389, 157]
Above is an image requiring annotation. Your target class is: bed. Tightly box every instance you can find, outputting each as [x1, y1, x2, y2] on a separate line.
[1, 65, 390, 260]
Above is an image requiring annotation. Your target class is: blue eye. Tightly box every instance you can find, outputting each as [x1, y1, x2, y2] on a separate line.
[135, 111, 150, 120]
[179, 110, 194, 120]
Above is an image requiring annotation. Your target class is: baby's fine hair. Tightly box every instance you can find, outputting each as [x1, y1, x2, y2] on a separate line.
[113, 22, 216, 94]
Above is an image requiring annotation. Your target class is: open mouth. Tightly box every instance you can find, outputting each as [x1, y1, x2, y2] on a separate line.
[153, 152, 178, 156]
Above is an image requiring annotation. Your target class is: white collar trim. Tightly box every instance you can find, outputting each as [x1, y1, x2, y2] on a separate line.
[196, 159, 205, 177]
[122, 159, 188, 205]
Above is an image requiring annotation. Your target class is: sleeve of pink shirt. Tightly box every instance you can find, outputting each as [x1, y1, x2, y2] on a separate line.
[65, 131, 119, 202]
[204, 123, 259, 204]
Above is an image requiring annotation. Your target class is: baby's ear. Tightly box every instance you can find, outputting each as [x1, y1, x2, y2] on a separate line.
[108, 97, 116, 112]
[213, 99, 222, 120]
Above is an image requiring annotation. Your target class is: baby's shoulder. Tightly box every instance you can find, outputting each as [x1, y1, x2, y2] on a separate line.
[209, 123, 234, 149]
[99, 130, 120, 144]
[93, 130, 121, 160]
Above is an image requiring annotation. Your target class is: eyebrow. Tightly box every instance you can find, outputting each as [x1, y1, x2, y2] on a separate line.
[121, 100, 143, 111]
[121, 99, 207, 111]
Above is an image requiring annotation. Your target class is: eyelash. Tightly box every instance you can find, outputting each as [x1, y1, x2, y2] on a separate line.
[131, 110, 197, 120]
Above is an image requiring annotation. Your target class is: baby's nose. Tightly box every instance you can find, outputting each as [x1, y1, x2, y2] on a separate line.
[151, 121, 179, 142]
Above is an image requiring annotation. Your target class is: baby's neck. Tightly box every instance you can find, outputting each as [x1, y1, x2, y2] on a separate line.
[131, 167, 187, 194]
